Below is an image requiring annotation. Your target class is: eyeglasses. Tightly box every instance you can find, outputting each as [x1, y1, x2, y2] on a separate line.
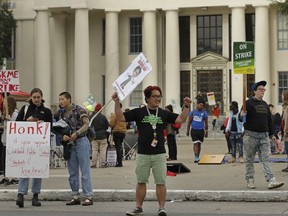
[257, 88, 266, 92]
[151, 95, 162, 99]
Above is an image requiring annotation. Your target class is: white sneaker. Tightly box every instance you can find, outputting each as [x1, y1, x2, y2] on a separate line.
[247, 179, 256, 189]
[268, 177, 284, 189]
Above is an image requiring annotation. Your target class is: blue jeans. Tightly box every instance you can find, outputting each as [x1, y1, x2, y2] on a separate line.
[230, 132, 243, 158]
[18, 178, 42, 195]
[67, 136, 93, 197]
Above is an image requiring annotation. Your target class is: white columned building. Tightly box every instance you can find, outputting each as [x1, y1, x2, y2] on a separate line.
[74, 8, 90, 105]
[35, 8, 51, 107]
[142, 10, 158, 89]
[52, 14, 67, 105]
[254, 5, 271, 102]
[230, 5, 246, 105]
[165, 9, 180, 106]
[105, 10, 120, 115]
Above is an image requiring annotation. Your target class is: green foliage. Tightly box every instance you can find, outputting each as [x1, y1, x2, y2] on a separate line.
[272, 0, 288, 15]
[0, 0, 16, 65]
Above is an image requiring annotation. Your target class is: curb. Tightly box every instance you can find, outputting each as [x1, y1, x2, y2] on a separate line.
[1, 189, 287, 202]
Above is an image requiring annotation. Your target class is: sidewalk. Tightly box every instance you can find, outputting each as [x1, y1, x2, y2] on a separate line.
[1, 130, 288, 202]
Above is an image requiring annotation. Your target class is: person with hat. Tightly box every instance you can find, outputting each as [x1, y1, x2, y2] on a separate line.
[240, 81, 284, 189]
[225, 101, 244, 163]
[90, 103, 109, 168]
[186, 98, 208, 163]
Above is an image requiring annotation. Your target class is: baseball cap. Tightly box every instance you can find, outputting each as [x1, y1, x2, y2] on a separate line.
[251, 80, 267, 91]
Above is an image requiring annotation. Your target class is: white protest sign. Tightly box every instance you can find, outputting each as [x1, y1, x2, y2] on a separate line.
[0, 70, 20, 92]
[112, 53, 152, 101]
[5, 121, 51, 178]
[207, 92, 216, 105]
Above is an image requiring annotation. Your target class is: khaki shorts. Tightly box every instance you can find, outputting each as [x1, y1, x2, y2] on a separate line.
[135, 153, 167, 185]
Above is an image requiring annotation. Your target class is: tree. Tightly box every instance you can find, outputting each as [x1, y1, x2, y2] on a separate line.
[272, 0, 288, 15]
[0, 0, 16, 65]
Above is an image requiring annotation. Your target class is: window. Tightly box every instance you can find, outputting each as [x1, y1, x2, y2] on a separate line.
[279, 72, 288, 103]
[130, 83, 142, 106]
[180, 71, 190, 107]
[129, 17, 142, 53]
[102, 19, 105, 55]
[245, 14, 255, 42]
[278, 13, 288, 50]
[179, 16, 190, 62]
[197, 15, 222, 55]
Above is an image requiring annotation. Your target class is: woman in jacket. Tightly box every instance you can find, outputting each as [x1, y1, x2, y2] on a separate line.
[16, 88, 53, 208]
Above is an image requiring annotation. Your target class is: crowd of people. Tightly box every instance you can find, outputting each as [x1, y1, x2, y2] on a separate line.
[0, 81, 288, 216]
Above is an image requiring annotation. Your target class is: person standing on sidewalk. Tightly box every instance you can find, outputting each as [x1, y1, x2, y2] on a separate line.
[58, 91, 94, 206]
[112, 85, 191, 216]
[186, 98, 208, 163]
[16, 88, 53, 208]
[225, 101, 244, 163]
[109, 103, 127, 167]
[240, 81, 284, 189]
[90, 103, 109, 168]
[281, 90, 288, 172]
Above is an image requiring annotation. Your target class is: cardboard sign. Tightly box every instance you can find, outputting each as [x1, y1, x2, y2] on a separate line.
[207, 92, 216, 105]
[0, 70, 20, 92]
[5, 121, 51, 178]
[112, 53, 152, 101]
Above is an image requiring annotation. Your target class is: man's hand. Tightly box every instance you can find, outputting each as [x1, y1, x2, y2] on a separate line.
[183, 97, 192, 107]
[112, 92, 120, 102]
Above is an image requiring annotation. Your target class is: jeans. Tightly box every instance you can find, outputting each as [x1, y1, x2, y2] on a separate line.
[18, 178, 42, 195]
[243, 130, 274, 182]
[230, 132, 243, 158]
[67, 136, 93, 197]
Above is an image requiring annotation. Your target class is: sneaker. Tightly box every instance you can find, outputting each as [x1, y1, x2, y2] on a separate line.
[126, 207, 143, 216]
[158, 209, 167, 216]
[228, 156, 236, 163]
[5, 180, 15, 186]
[10, 179, 19, 185]
[0, 178, 8, 185]
[247, 179, 256, 189]
[268, 177, 284, 189]
[282, 167, 288, 172]
[239, 156, 244, 163]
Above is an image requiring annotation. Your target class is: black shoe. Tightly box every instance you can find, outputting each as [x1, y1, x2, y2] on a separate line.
[282, 167, 288, 172]
[32, 193, 41, 206]
[158, 209, 167, 216]
[66, 198, 81, 205]
[0, 178, 9, 185]
[16, 193, 24, 208]
[126, 207, 143, 215]
[82, 197, 93, 206]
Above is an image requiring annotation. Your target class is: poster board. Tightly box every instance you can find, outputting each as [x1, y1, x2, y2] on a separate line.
[206, 92, 216, 105]
[0, 70, 20, 92]
[5, 121, 50, 178]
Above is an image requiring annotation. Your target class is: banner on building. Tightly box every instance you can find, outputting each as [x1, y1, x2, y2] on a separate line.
[5, 121, 50, 178]
[233, 42, 255, 74]
[207, 92, 216, 105]
[112, 53, 152, 101]
[0, 70, 20, 92]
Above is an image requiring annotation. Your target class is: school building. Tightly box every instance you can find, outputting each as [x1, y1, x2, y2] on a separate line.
[8, 0, 288, 114]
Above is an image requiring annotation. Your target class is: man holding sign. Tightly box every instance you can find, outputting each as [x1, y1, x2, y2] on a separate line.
[112, 86, 192, 216]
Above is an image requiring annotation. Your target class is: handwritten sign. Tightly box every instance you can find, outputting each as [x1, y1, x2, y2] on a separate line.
[112, 53, 152, 101]
[0, 70, 20, 92]
[207, 92, 216, 105]
[5, 121, 51, 178]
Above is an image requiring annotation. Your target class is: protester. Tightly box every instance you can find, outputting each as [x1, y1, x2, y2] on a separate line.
[272, 112, 282, 154]
[220, 111, 232, 154]
[281, 90, 288, 172]
[112, 85, 191, 216]
[212, 104, 220, 131]
[186, 98, 208, 163]
[109, 103, 127, 167]
[0, 95, 19, 186]
[90, 103, 109, 168]
[16, 88, 53, 208]
[165, 104, 178, 161]
[58, 91, 93, 206]
[225, 101, 244, 163]
[240, 81, 284, 189]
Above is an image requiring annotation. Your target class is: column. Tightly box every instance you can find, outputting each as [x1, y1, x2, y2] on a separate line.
[74, 8, 90, 105]
[52, 13, 67, 105]
[165, 9, 180, 106]
[142, 10, 158, 88]
[105, 11, 120, 115]
[35, 8, 51, 108]
[254, 5, 270, 102]
[230, 5, 246, 105]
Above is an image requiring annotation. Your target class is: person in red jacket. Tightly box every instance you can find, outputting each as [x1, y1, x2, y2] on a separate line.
[212, 104, 220, 131]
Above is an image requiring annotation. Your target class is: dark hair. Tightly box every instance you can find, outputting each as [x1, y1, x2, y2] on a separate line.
[30, 88, 43, 97]
[165, 104, 173, 112]
[197, 98, 205, 105]
[231, 101, 238, 109]
[144, 86, 162, 103]
[59, 91, 72, 100]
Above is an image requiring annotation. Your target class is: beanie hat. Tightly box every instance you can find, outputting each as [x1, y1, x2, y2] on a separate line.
[94, 103, 102, 112]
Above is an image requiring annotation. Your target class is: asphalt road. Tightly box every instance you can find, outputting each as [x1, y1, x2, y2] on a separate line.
[1, 201, 288, 216]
